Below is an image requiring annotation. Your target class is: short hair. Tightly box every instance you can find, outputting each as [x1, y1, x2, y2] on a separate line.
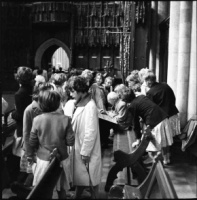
[138, 68, 152, 83]
[124, 89, 136, 103]
[38, 90, 60, 112]
[126, 73, 140, 83]
[81, 69, 94, 86]
[144, 71, 156, 82]
[32, 82, 54, 101]
[49, 73, 67, 86]
[37, 68, 43, 75]
[131, 82, 142, 92]
[107, 91, 119, 103]
[114, 84, 127, 97]
[104, 76, 113, 84]
[16, 66, 33, 85]
[68, 76, 89, 93]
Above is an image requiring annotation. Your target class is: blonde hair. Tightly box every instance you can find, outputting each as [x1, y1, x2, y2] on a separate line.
[107, 91, 119, 103]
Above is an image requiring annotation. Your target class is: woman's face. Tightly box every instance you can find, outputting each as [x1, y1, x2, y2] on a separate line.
[105, 79, 112, 88]
[70, 89, 82, 102]
[145, 79, 153, 88]
[96, 76, 103, 85]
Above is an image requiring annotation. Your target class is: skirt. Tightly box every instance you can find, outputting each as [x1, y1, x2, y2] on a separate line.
[32, 157, 71, 191]
[169, 114, 181, 137]
[20, 150, 37, 173]
[146, 118, 174, 152]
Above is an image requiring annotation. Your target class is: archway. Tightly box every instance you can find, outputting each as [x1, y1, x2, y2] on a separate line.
[34, 38, 70, 69]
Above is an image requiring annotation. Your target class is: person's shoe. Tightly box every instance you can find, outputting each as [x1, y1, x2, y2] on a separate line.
[11, 182, 32, 198]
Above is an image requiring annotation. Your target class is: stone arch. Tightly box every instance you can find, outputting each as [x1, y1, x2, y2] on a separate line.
[34, 38, 70, 68]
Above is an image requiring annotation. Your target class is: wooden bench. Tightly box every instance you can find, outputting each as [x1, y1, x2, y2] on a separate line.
[2, 109, 16, 146]
[105, 128, 152, 192]
[26, 156, 63, 199]
[123, 153, 178, 199]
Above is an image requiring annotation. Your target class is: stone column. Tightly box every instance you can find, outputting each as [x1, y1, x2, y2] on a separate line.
[187, 1, 197, 120]
[149, 1, 158, 73]
[176, 1, 192, 127]
[167, 2, 180, 96]
[155, 1, 170, 81]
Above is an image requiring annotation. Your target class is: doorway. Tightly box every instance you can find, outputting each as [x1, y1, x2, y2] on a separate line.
[34, 38, 70, 70]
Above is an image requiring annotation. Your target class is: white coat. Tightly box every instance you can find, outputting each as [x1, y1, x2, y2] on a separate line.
[71, 96, 102, 186]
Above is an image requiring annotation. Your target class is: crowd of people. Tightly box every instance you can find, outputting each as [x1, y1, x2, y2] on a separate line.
[5, 65, 181, 199]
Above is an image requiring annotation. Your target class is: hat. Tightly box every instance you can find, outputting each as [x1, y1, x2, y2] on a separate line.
[35, 75, 46, 83]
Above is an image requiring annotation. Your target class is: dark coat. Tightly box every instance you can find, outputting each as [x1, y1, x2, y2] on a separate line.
[128, 95, 168, 138]
[146, 82, 179, 117]
[12, 85, 33, 137]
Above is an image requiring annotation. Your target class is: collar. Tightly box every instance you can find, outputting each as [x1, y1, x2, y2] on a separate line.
[32, 100, 40, 109]
[75, 93, 91, 107]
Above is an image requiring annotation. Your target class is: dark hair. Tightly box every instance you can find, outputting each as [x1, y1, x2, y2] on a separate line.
[38, 90, 60, 112]
[68, 76, 89, 93]
[131, 83, 142, 92]
[144, 71, 156, 83]
[122, 88, 136, 103]
[37, 68, 43, 75]
[16, 66, 33, 85]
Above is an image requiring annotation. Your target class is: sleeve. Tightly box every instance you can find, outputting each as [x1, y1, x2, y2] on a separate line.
[65, 117, 75, 146]
[129, 105, 142, 139]
[28, 118, 39, 156]
[2, 98, 8, 114]
[80, 102, 98, 157]
[114, 103, 128, 124]
[23, 107, 34, 154]
[12, 93, 23, 121]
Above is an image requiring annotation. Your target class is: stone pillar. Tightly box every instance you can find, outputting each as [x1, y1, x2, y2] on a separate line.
[167, 2, 180, 96]
[155, 1, 169, 81]
[187, 1, 197, 120]
[176, 1, 192, 127]
[149, 1, 158, 73]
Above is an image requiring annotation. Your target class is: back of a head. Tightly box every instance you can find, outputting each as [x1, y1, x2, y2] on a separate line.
[16, 66, 33, 85]
[35, 75, 46, 84]
[139, 68, 153, 82]
[37, 68, 43, 75]
[126, 73, 140, 83]
[114, 84, 127, 95]
[32, 82, 54, 101]
[50, 73, 67, 86]
[38, 90, 60, 112]
[144, 70, 156, 82]
[104, 76, 113, 85]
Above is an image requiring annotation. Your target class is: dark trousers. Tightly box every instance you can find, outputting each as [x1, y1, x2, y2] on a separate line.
[99, 119, 119, 146]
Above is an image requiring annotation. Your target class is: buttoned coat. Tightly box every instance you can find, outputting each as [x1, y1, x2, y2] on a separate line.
[71, 96, 102, 186]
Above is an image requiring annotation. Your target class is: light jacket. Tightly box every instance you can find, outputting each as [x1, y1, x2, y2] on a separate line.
[71, 95, 102, 186]
[29, 111, 75, 161]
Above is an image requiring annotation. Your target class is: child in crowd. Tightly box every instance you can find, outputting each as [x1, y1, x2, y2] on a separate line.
[28, 89, 75, 198]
